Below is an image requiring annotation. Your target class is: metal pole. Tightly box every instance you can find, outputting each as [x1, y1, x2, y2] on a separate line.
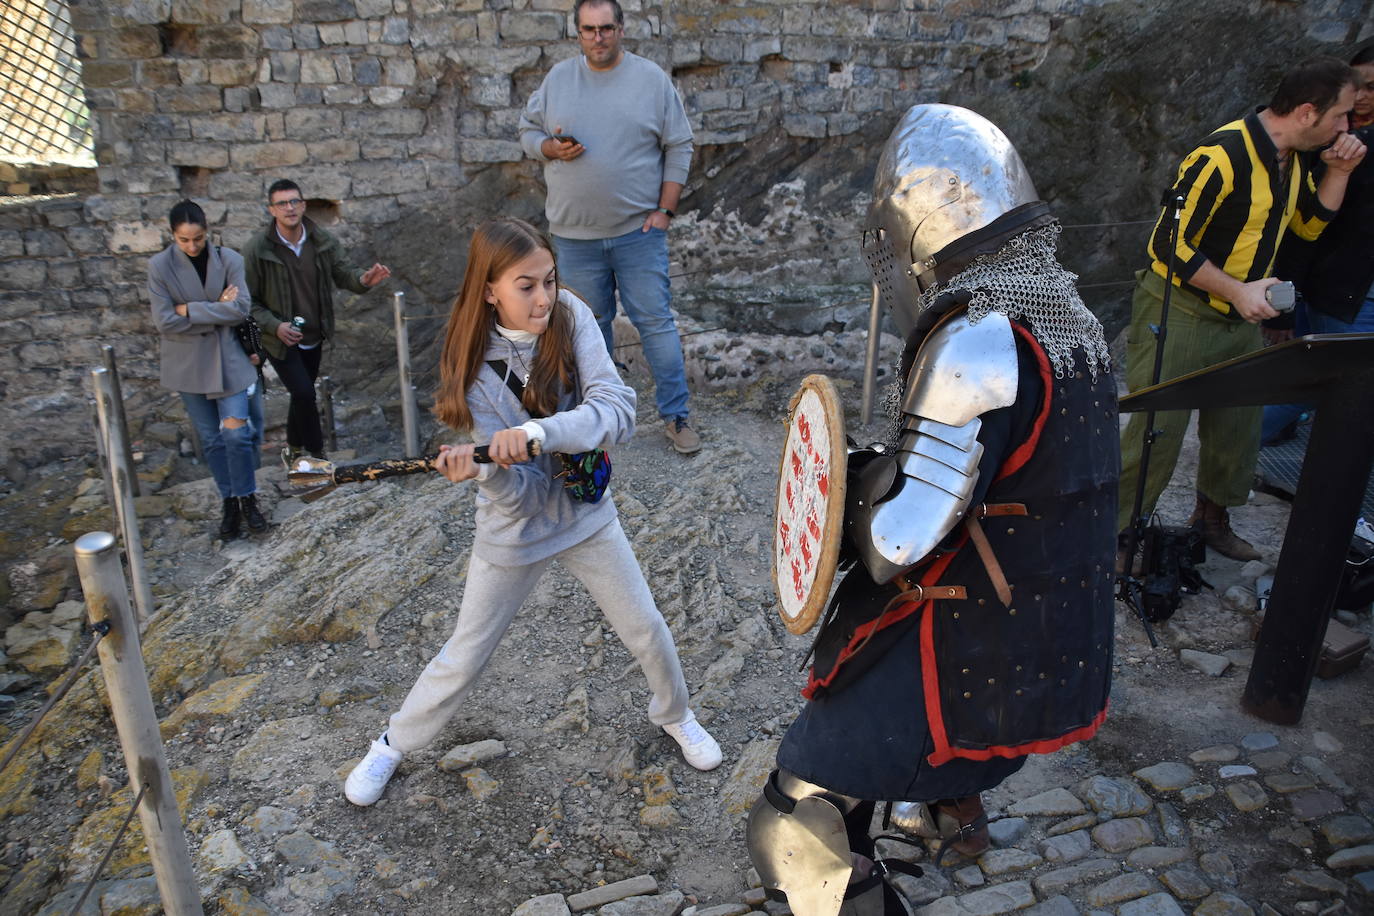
[92, 403, 119, 517]
[73, 532, 203, 916]
[102, 346, 141, 497]
[320, 375, 338, 453]
[393, 291, 420, 458]
[859, 283, 883, 426]
[91, 367, 154, 625]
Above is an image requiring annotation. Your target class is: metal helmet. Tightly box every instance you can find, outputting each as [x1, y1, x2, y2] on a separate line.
[863, 104, 1040, 336]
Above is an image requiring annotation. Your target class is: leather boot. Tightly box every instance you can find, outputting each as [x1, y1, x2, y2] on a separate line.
[218, 497, 242, 540]
[931, 794, 989, 862]
[1186, 492, 1261, 561]
[240, 495, 268, 534]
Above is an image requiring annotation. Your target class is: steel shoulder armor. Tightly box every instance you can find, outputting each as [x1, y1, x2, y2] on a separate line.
[846, 311, 1019, 583]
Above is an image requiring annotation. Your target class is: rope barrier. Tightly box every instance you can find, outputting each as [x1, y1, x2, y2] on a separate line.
[0, 621, 110, 776]
[67, 781, 150, 916]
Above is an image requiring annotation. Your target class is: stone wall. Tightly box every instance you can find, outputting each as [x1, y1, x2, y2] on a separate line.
[0, 0, 1370, 468]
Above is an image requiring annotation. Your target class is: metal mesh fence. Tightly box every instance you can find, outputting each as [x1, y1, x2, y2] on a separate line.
[0, 0, 95, 166]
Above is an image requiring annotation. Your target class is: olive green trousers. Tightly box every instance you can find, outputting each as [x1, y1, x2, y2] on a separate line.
[1117, 271, 1262, 532]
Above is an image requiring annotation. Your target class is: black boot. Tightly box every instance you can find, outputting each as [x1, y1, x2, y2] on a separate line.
[219, 497, 242, 540]
[240, 495, 268, 534]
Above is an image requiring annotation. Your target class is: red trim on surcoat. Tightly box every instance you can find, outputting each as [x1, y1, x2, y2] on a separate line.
[992, 323, 1052, 484]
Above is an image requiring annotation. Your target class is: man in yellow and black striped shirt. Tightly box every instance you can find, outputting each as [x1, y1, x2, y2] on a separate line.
[1120, 57, 1366, 564]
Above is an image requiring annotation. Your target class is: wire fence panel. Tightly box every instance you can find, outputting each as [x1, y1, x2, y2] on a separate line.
[0, 0, 95, 166]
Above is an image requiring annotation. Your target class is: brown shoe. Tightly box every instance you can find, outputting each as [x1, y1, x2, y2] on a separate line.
[665, 417, 702, 455]
[931, 795, 989, 862]
[1186, 492, 1261, 562]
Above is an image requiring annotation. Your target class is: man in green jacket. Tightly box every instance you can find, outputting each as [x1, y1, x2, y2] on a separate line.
[244, 178, 391, 462]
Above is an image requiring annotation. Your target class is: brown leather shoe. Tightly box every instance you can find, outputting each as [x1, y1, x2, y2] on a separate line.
[1187, 492, 1261, 562]
[931, 795, 989, 861]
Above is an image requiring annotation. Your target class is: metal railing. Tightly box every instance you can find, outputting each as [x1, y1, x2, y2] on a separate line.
[0, 0, 95, 165]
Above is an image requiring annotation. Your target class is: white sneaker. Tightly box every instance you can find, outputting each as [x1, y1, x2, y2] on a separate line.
[663, 711, 722, 771]
[344, 737, 403, 806]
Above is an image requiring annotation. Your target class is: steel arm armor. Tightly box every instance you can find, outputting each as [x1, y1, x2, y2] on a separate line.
[846, 311, 1019, 583]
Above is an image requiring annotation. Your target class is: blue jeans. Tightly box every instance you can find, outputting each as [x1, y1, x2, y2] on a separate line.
[182, 386, 258, 499]
[1261, 294, 1374, 444]
[554, 228, 690, 421]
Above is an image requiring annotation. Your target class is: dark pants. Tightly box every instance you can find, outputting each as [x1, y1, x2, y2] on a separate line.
[268, 346, 324, 454]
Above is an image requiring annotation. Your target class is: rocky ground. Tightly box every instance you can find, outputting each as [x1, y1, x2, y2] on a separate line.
[1, 324, 1372, 916]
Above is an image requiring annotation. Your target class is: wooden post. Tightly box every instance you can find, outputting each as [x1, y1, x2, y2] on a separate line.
[91, 367, 154, 625]
[394, 291, 420, 458]
[73, 532, 203, 915]
[102, 346, 141, 497]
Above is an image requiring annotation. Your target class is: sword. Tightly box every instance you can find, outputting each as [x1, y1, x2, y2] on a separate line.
[286, 441, 542, 502]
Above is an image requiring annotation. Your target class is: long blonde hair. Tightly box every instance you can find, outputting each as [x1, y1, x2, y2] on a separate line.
[433, 218, 575, 431]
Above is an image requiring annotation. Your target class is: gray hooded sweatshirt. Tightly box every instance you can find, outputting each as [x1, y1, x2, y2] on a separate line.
[468, 291, 635, 565]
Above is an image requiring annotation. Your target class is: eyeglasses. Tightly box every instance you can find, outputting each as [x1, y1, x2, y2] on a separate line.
[578, 24, 619, 38]
[271, 198, 305, 210]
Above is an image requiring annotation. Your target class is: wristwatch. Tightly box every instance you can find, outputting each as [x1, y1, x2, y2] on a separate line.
[655, 207, 675, 218]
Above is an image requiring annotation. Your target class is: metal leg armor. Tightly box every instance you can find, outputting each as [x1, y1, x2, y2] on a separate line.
[747, 770, 918, 916]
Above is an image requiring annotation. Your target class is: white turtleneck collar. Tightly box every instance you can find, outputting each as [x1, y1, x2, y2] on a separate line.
[495, 323, 539, 344]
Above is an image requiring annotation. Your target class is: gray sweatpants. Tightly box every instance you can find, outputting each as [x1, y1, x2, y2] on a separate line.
[386, 517, 690, 752]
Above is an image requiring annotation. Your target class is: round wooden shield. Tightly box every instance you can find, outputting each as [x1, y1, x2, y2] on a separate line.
[772, 374, 847, 635]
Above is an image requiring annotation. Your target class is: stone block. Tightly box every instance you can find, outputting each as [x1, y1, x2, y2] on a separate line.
[0, 230, 24, 257]
[0, 260, 47, 290]
[425, 162, 464, 188]
[344, 108, 425, 136]
[192, 113, 271, 142]
[1119, 894, 1187, 916]
[307, 139, 361, 163]
[513, 895, 572, 916]
[1327, 845, 1374, 869]
[382, 16, 410, 43]
[105, 25, 162, 58]
[952, 880, 1035, 916]
[210, 59, 258, 86]
[1189, 745, 1239, 763]
[461, 139, 524, 163]
[299, 53, 339, 83]
[286, 166, 352, 200]
[324, 84, 367, 105]
[1134, 762, 1197, 792]
[198, 25, 261, 58]
[702, 35, 743, 64]
[1191, 893, 1255, 916]
[171, 0, 238, 23]
[470, 74, 512, 107]
[341, 196, 399, 224]
[119, 166, 181, 193]
[782, 113, 826, 138]
[229, 141, 310, 170]
[1087, 873, 1162, 907]
[163, 141, 227, 169]
[1033, 859, 1120, 897]
[258, 83, 298, 108]
[447, 43, 542, 73]
[384, 57, 417, 86]
[979, 848, 1042, 876]
[1091, 817, 1155, 853]
[1320, 814, 1374, 849]
[284, 108, 343, 138]
[500, 11, 565, 40]
[827, 112, 862, 136]
[156, 86, 224, 113]
[1079, 775, 1153, 816]
[360, 139, 407, 159]
[566, 875, 657, 911]
[83, 61, 135, 89]
[1290, 789, 1344, 820]
[349, 160, 428, 196]
[106, 221, 165, 253]
[23, 230, 70, 258]
[244, 0, 292, 23]
[297, 0, 357, 21]
[354, 56, 382, 85]
[1009, 787, 1087, 817]
[1264, 773, 1316, 794]
[268, 50, 301, 81]
[1041, 829, 1092, 864]
[1127, 847, 1191, 870]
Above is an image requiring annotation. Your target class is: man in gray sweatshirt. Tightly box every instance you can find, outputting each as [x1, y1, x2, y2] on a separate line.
[518, 0, 701, 455]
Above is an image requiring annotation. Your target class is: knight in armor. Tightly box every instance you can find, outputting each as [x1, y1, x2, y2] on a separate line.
[747, 105, 1120, 915]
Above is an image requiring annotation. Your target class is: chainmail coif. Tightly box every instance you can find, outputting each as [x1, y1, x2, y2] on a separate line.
[880, 223, 1111, 447]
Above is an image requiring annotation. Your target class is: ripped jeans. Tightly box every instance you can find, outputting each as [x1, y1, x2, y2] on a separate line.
[181, 386, 259, 499]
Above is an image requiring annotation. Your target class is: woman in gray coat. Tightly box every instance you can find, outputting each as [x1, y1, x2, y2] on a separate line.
[148, 200, 267, 539]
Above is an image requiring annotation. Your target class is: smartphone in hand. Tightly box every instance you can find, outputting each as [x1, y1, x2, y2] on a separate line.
[555, 134, 580, 146]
